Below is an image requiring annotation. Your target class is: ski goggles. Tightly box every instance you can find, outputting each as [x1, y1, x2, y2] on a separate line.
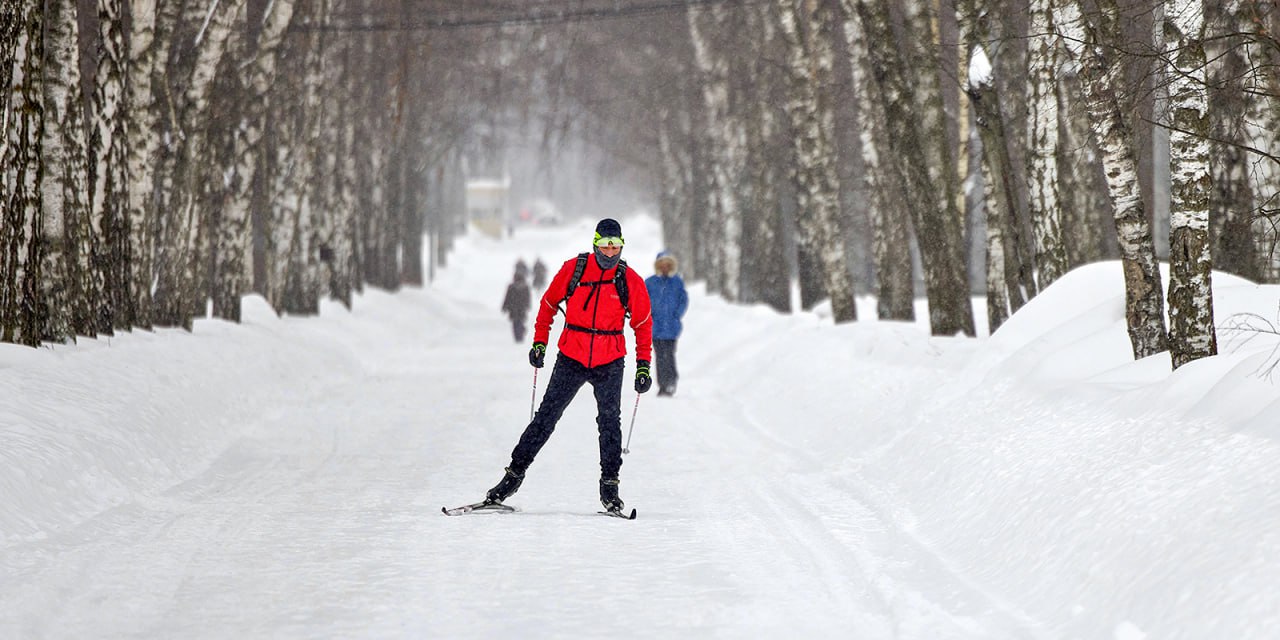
[594, 233, 625, 248]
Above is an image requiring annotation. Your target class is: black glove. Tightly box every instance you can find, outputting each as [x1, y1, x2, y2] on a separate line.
[634, 360, 652, 394]
[529, 342, 547, 368]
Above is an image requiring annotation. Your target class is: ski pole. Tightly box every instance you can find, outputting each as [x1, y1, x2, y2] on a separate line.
[622, 394, 640, 454]
[530, 368, 539, 422]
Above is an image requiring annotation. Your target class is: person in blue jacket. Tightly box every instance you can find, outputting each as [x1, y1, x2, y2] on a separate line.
[645, 251, 689, 397]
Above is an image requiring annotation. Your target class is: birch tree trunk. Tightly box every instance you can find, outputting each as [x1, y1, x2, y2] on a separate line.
[93, 0, 130, 331]
[3, 6, 43, 345]
[840, 0, 913, 321]
[685, 9, 724, 297]
[393, 0, 425, 289]
[298, 0, 347, 305]
[1028, 0, 1068, 287]
[273, 62, 317, 313]
[153, 0, 245, 329]
[40, 0, 96, 342]
[656, 107, 690, 275]
[325, 6, 357, 306]
[1164, 0, 1216, 369]
[967, 46, 1031, 332]
[1205, 0, 1260, 281]
[778, 0, 856, 323]
[125, 0, 161, 329]
[0, 0, 18, 92]
[1243, 3, 1280, 282]
[213, 0, 296, 322]
[687, 5, 742, 300]
[959, 2, 1031, 330]
[1065, 0, 1168, 359]
[1056, 63, 1114, 267]
[737, 3, 791, 312]
[855, 0, 973, 335]
[330, 23, 363, 299]
[982, 151, 1012, 332]
[657, 97, 702, 292]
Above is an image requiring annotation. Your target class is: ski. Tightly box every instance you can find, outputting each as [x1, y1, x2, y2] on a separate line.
[597, 508, 637, 520]
[441, 501, 518, 516]
[442, 501, 633, 519]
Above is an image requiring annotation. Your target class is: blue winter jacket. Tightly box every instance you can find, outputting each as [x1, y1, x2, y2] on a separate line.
[644, 274, 689, 340]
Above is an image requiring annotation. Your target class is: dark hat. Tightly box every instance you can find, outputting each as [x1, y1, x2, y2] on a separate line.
[595, 218, 623, 238]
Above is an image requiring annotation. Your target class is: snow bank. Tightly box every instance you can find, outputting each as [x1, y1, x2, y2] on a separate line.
[0, 296, 362, 545]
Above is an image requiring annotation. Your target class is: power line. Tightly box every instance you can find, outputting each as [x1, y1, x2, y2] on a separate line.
[304, 0, 757, 33]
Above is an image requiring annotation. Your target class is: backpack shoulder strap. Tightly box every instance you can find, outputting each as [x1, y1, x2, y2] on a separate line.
[560, 253, 591, 306]
[614, 259, 630, 316]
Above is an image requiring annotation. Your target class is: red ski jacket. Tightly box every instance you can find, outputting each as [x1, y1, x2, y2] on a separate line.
[533, 255, 653, 368]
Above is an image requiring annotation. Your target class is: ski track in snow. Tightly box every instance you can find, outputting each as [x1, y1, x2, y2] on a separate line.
[2, 227, 1052, 639]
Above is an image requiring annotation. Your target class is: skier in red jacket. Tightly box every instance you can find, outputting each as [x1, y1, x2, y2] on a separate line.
[484, 218, 653, 515]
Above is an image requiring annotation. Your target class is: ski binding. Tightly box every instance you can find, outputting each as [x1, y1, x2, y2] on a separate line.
[598, 508, 637, 520]
[442, 501, 518, 516]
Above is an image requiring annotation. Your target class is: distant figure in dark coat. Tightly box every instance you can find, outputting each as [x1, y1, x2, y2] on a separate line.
[532, 258, 548, 289]
[502, 270, 532, 342]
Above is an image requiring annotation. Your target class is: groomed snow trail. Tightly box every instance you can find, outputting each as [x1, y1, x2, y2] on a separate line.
[2, 227, 1047, 639]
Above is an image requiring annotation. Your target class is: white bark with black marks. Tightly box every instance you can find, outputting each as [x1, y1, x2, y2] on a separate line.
[93, 0, 130, 332]
[214, 0, 297, 322]
[778, 0, 856, 323]
[1028, 0, 1068, 288]
[1063, 0, 1168, 359]
[686, 4, 742, 301]
[1164, 0, 1216, 369]
[125, 0, 161, 329]
[840, 0, 913, 321]
[40, 0, 95, 342]
[153, 0, 246, 329]
[3, 7, 44, 345]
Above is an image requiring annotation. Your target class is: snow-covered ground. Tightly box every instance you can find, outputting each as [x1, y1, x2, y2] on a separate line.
[4, 214, 1280, 639]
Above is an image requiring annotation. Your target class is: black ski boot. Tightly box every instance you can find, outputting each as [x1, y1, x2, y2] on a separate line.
[599, 476, 624, 513]
[485, 467, 525, 505]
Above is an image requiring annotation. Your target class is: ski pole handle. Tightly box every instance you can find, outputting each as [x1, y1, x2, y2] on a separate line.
[622, 394, 640, 454]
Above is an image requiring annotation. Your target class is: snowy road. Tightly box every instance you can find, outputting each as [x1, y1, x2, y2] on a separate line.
[10, 338, 997, 638]
[9, 219, 1280, 638]
[3, 270, 1039, 639]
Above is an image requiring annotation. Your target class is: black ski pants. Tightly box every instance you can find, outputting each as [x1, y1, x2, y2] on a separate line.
[509, 354, 625, 478]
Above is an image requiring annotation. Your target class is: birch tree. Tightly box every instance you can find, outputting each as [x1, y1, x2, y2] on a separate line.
[153, 0, 246, 329]
[959, 3, 1030, 331]
[854, 0, 974, 335]
[125, 0, 161, 329]
[93, 0, 130, 331]
[656, 103, 695, 284]
[1205, 1, 1260, 281]
[1063, 0, 1168, 359]
[778, 0, 856, 322]
[41, 0, 97, 341]
[297, 0, 350, 306]
[1056, 62, 1115, 268]
[1028, 0, 1068, 287]
[686, 4, 742, 300]
[0, 0, 18, 92]
[2, 6, 43, 345]
[839, 0, 914, 321]
[736, 3, 792, 313]
[213, 0, 296, 322]
[968, 48, 1023, 331]
[1164, 0, 1216, 368]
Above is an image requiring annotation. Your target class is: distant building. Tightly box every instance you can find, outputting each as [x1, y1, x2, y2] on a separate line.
[465, 177, 510, 238]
